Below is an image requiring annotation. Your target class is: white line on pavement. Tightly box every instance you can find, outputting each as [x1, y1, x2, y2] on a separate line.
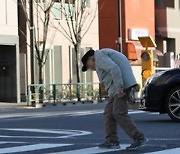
[69, 110, 147, 116]
[0, 110, 103, 120]
[0, 128, 92, 139]
[145, 147, 180, 154]
[0, 142, 9, 144]
[129, 111, 145, 114]
[148, 138, 180, 141]
[0, 143, 72, 154]
[0, 110, 150, 121]
[0, 141, 26, 144]
[68, 111, 103, 116]
[2, 128, 78, 135]
[49, 144, 130, 154]
[0, 110, 157, 122]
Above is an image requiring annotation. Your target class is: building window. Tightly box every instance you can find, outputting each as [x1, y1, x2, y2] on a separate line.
[43, 48, 53, 84]
[71, 47, 77, 83]
[85, 47, 93, 83]
[65, 0, 75, 19]
[53, 45, 62, 83]
[167, 38, 176, 53]
[81, 0, 90, 8]
[52, 0, 62, 20]
[155, 0, 175, 8]
[37, 46, 62, 84]
[81, 47, 93, 83]
[71, 46, 93, 83]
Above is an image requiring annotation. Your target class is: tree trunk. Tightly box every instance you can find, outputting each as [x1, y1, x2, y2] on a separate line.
[74, 44, 80, 83]
[74, 43, 81, 101]
[39, 62, 43, 84]
[38, 62, 44, 103]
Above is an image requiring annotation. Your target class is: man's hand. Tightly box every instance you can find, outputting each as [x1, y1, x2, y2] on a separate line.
[117, 90, 125, 98]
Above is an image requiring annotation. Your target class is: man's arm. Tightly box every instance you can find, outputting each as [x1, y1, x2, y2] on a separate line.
[96, 52, 124, 92]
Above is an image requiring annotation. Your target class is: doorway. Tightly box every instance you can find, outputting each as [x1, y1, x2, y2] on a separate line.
[0, 45, 17, 102]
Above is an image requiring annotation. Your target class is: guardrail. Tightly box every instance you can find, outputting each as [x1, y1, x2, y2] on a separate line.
[27, 83, 108, 106]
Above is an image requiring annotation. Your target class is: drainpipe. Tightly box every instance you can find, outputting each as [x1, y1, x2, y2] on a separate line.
[117, 0, 123, 53]
[29, 0, 35, 106]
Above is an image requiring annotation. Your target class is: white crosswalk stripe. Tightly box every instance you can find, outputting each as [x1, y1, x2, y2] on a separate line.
[0, 142, 179, 154]
[0, 143, 130, 154]
[0, 141, 26, 145]
[0, 142, 72, 154]
[49, 144, 129, 154]
[0, 142, 128, 154]
[145, 147, 180, 154]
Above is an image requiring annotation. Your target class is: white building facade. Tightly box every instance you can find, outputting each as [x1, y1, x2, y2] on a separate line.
[21, 0, 100, 102]
[0, 0, 20, 102]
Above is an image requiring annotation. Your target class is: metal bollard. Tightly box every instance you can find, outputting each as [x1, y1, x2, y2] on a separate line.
[53, 84, 56, 104]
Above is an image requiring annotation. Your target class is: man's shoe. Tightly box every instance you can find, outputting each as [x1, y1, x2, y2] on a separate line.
[126, 137, 148, 151]
[98, 140, 120, 149]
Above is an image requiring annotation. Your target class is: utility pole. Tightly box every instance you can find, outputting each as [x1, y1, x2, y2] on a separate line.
[29, 0, 35, 106]
[117, 0, 123, 53]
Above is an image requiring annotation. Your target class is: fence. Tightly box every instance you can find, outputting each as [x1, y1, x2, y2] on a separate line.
[27, 68, 174, 106]
[27, 83, 108, 106]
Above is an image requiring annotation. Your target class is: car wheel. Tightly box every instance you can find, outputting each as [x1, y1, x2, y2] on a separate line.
[166, 86, 180, 122]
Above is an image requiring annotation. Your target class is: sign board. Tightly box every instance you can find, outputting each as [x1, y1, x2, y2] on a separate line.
[128, 28, 149, 41]
[138, 36, 157, 49]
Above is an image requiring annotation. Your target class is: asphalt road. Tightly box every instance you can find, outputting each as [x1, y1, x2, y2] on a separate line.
[0, 102, 179, 154]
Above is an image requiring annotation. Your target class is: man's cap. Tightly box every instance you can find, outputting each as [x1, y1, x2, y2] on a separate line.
[81, 49, 95, 72]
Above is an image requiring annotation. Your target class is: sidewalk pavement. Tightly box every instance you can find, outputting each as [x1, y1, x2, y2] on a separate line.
[0, 101, 139, 113]
[0, 101, 108, 120]
[0, 102, 27, 109]
[0, 101, 140, 121]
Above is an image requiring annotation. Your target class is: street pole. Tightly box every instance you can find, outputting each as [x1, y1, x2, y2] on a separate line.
[117, 0, 123, 53]
[29, 0, 35, 106]
[69, 46, 72, 100]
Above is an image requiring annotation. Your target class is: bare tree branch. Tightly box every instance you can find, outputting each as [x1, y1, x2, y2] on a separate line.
[60, 2, 76, 44]
[67, 1, 77, 42]
[41, 1, 54, 63]
[17, 0, 57, 84]
[18, 28, 30, 47]
[82, 1, 98, 38]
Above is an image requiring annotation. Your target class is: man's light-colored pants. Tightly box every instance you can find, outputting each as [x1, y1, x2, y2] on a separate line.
[104, 94, 144, 142]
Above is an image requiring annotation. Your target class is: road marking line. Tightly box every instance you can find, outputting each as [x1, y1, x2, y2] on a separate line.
[49, 144, 129, 154]
[0, 141, 26, 144]
[69, 110, 148, 116]
[0, 110, 103, 120]
[0, 128, 92, 139]
[129, 111, 145, 114]
[63, 110, 146, 117]
[145, 147, 180, 154]
[0, 110, 152, 120]
[3, 128, 76, 135]
[0, 143, 72, 154]
[0, 142, 8, 145]
[148, 138, 180, 141]
[128, 111, 160, 115]
[69, 111, 103, 116]
[0, 142, 9, 144]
